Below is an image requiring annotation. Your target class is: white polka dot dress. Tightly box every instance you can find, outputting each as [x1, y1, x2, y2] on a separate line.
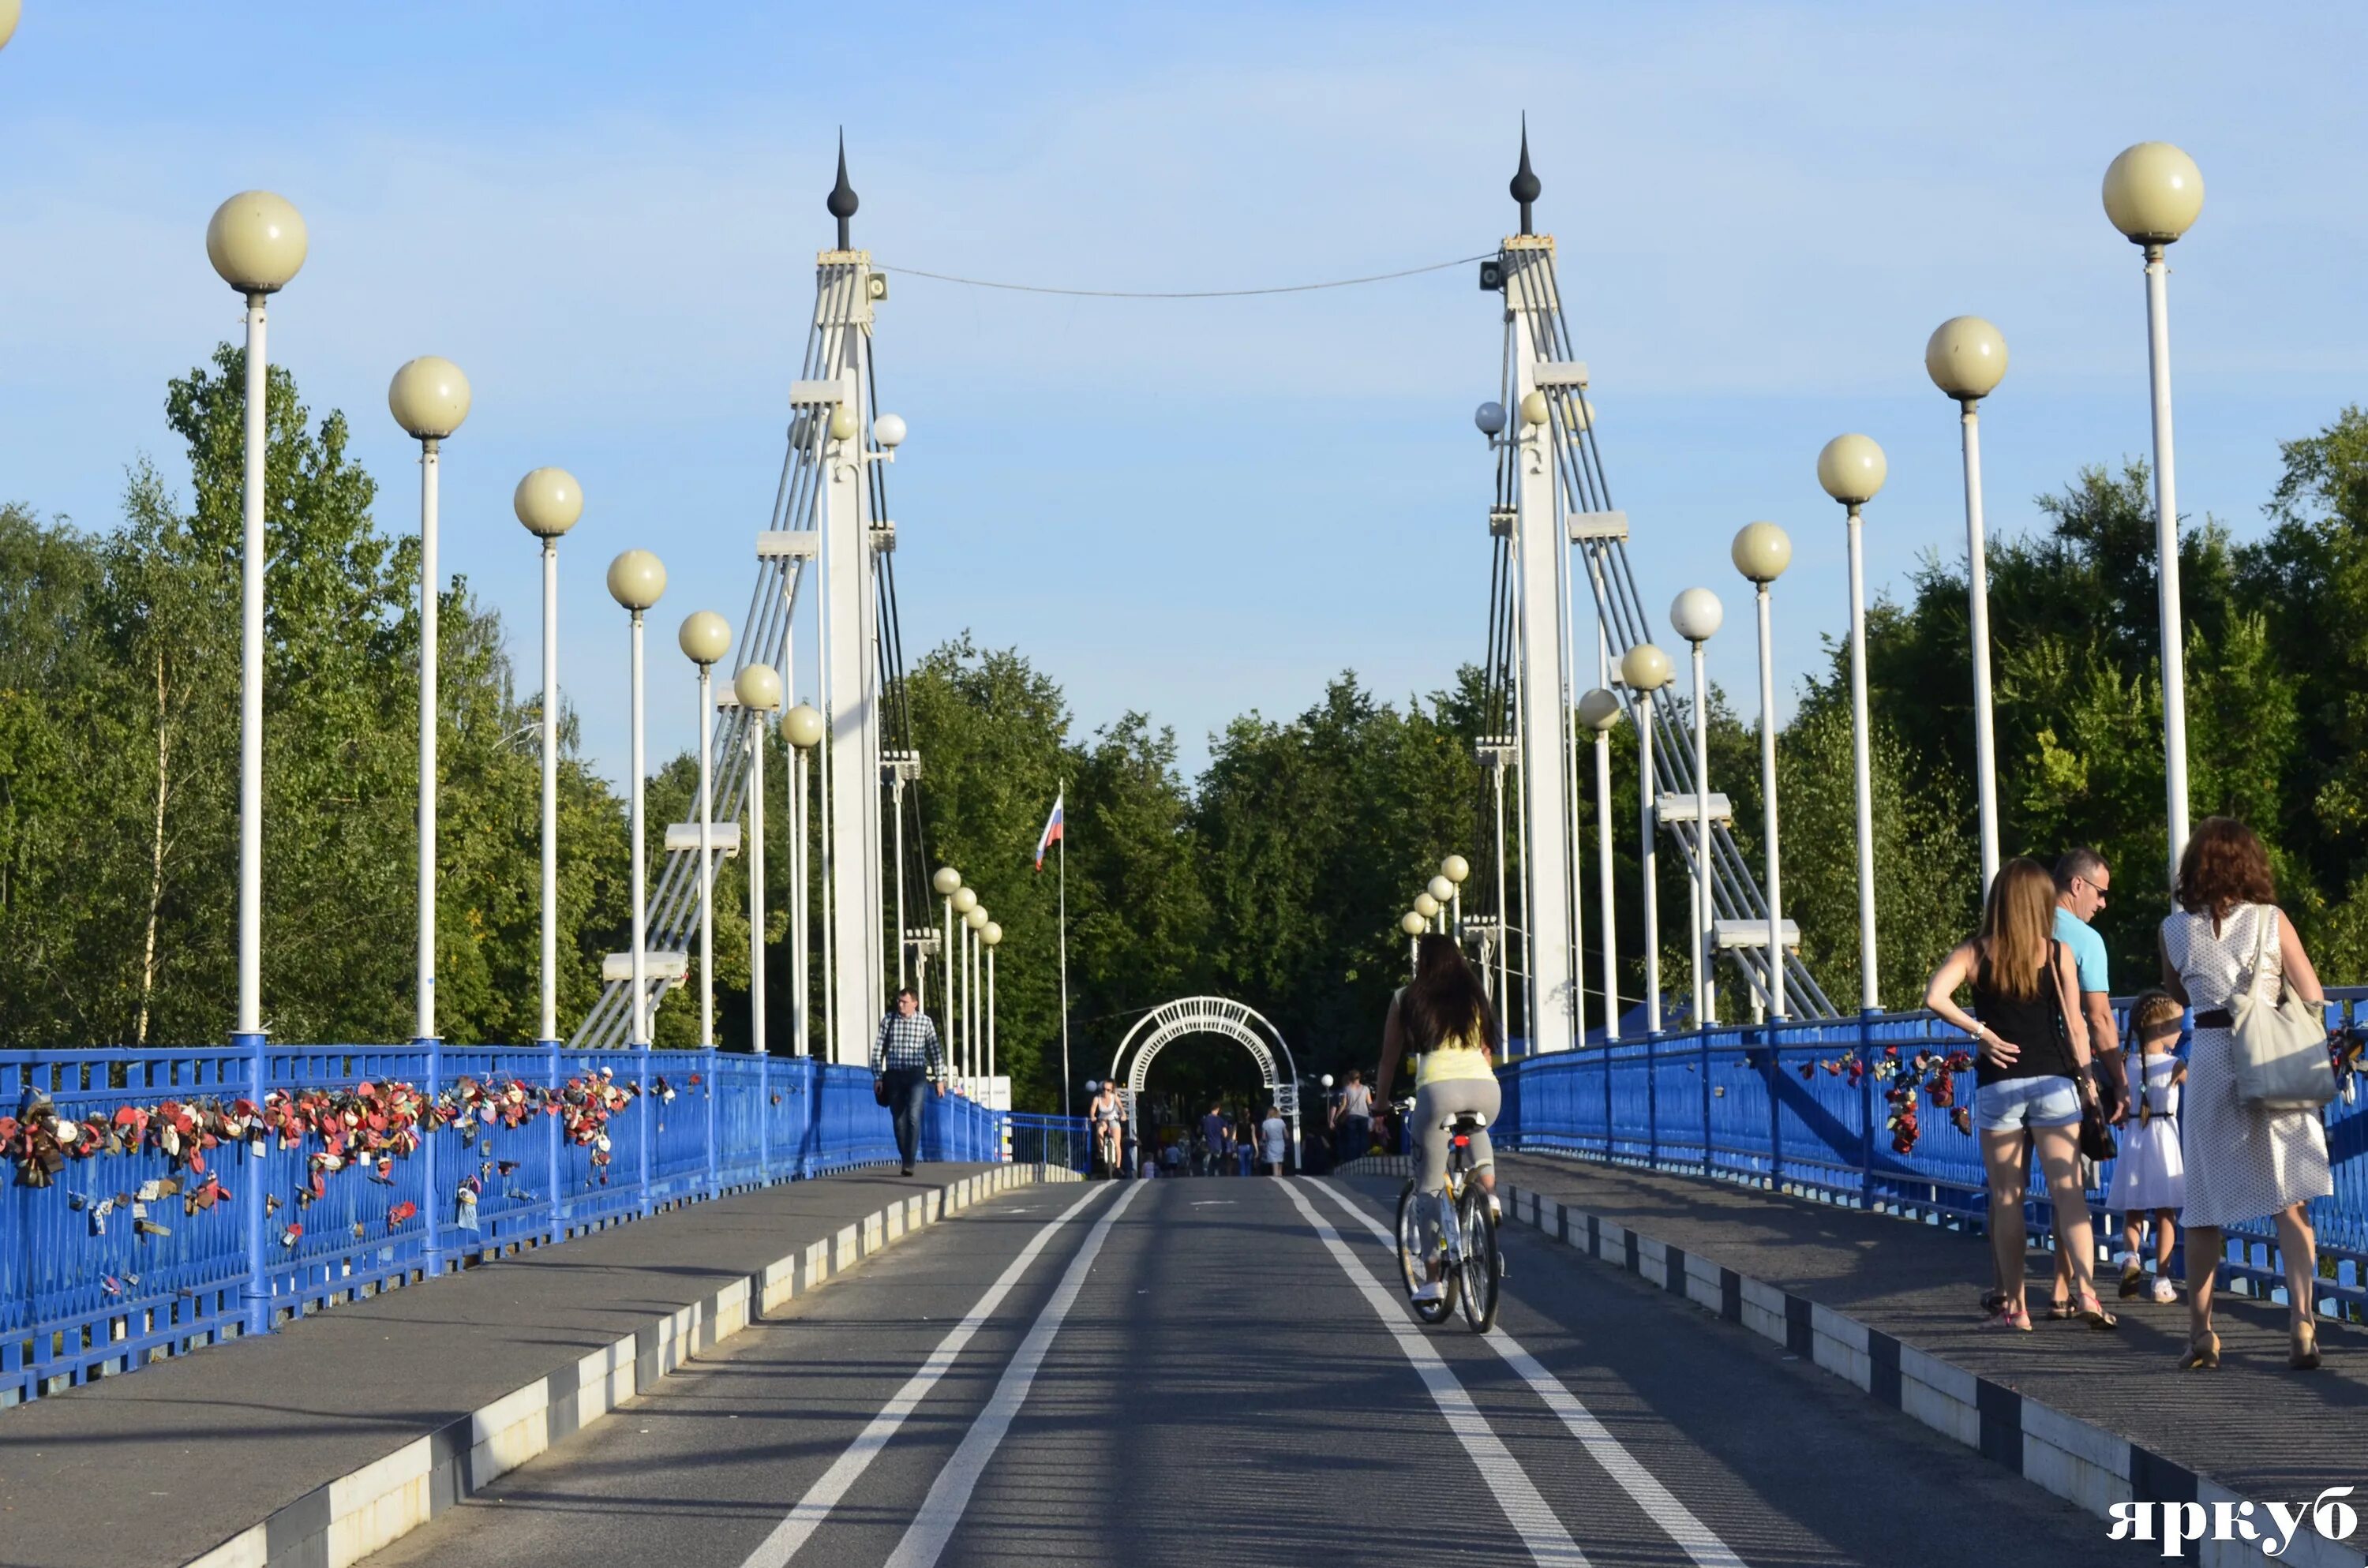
[2160, 904, 2332, 1228]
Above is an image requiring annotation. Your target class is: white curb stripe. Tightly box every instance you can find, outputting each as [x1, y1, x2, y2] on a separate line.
[1278, 1179, 1589, 1568]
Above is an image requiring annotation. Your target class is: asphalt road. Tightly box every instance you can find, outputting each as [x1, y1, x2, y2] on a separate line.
[362, 1174, 2128, 1567]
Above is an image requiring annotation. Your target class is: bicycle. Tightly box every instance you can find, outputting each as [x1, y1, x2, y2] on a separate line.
[1393, 1102, 1501, 1331]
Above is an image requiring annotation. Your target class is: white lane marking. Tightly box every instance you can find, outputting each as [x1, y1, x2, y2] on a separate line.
[735, 1183, 1115, 1568]
[1276, 1180, 1589, 1568]
[1310, 1181, 1747, 1568]
[882, 1180, 1148, 1568]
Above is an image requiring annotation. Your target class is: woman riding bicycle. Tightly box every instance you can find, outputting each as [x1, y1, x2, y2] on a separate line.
[1373, 934, 1499, 1304]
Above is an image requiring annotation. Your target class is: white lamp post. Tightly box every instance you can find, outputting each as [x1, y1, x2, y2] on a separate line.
[1925, 320, 2008, 891]
[1818, 433, 1890, 1015]
[1669, 588, 1724, 1030]
[679, 612, 732, 1049]
[954, 885, 980, 1081]
[736, 664, 782, 1053]
[1400, 909, 1426, 974]
[1733, 523, 1793, 1020]
[514, 469, 582, 1046]
[982, 920, 1002, 1095]
[932, 866, 962, 1055]
[1440, 854, 1469, 941]
[965, 903, 989, 1097]
[783, 703, 825, 1055]
[388, 356, 471, 1044]
[207, 191, 307, 1049]
[1576, 689, 1623, 1041]
[2104, 141, 2205, 892]
[1621, 644, 1674, 1034]
[609, 550, 667, 1046]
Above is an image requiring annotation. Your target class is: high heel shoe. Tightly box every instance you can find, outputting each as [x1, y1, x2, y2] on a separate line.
[2180, 1330, 2221, 1371]
[2291, 1322, 2321, 1372]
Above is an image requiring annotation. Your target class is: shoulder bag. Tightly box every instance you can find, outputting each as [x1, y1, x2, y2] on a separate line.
[2230, 907, 2336, 1110]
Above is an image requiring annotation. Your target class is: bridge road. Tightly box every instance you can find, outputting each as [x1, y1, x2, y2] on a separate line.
[362, 1177, 2119, 1568]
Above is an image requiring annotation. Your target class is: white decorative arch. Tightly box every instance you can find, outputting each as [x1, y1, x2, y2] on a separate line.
[1107, 997, 1302, 1171]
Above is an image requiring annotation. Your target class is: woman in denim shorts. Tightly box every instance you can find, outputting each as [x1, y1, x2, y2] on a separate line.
[1925, 858, 2117, 1331]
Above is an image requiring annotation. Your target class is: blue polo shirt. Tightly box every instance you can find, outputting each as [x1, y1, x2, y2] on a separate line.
[2054, 906, 2109, 995]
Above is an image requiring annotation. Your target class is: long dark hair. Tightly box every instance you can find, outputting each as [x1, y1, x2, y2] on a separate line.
[1399, 934, 1499, 1054]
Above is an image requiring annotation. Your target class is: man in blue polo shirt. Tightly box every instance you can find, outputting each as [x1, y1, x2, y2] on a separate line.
[2052, 848, 2126, 1121]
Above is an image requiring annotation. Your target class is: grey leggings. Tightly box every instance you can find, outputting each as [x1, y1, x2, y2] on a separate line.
[1415, 1077, 1500, 1194]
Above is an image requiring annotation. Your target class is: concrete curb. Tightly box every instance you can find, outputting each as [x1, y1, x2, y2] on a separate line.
[1334, 1154, 1411, 1178]
[1496, 1178, 2359, 1568]
[184, 1163, 1079, 1568]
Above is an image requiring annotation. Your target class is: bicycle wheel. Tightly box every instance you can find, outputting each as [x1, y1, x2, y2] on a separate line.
[1457, 1185, 1500, 1332]
[1396, 1180, 1452, 1324]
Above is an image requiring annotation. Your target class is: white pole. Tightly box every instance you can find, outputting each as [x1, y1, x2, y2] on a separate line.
[1594, 612, 1619, 1043]
[1563, 540, 1587, 1050]
[538, 539, 559, 1043]
[629, 610, 649, 1046]
[969, 922, 981, 1094]
[1491, 763, 1511, 1022]
[1692, 639, 1713, 1027]
[2144, 246, 2190, 889]
[792, 747, 807, 1056]
[1959, 405, 2003, 891]
[1058, 790, 1072, 1125]
[748, 713, 767, 1054]
[1756, 584, 1785, 1020]
[415, 440, 440, 1042]
[237, 293, 268, 1042]
[1847, 502, 1880, 1012]
[1639, 688, 1661, 1035]
[892, 776, 908, 992]
[697, 665, 714, 1050]
[987, 945, 997, 1091]
[941, 895, 955, 1053]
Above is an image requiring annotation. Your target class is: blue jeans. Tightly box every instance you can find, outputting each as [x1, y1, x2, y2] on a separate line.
[883, 1066, 929, 1168]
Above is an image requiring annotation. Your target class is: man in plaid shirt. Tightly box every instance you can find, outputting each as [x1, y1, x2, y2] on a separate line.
[871, 988, 942, 1175]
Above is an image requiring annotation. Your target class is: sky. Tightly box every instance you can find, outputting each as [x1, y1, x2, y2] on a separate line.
[4, 2, 2366, 790]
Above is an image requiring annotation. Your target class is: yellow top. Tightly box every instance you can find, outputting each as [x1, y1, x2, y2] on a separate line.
[1416, 1024, 1495, 1086]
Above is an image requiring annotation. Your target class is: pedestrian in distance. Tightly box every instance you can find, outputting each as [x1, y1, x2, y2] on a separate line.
[1088, 1080, 1126, 1179]
[1199, 1102, 1231, 1176]
[1924, 858, 2117, 1332]
[870, 988, 943, 1177]
[2109, 988, 2189, 1304]
[1332, 1067, 1374, 1171]
[1258, 1106, 1289, 1175]
[2157, 816, 2332, 1372]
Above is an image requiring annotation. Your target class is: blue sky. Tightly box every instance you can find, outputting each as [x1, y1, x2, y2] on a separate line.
[4, 3, 2364, 788]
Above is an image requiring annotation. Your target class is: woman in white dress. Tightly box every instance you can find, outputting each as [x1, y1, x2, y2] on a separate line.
[2157, 817, 2332, 1371]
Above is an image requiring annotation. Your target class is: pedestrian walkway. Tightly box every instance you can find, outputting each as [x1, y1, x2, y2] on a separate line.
[1492, 1151, 2367, 1552]
[0, 1162, 1070, 1568]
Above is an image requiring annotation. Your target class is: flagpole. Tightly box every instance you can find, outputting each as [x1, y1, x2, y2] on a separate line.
[1058, 778, 1072, 1127]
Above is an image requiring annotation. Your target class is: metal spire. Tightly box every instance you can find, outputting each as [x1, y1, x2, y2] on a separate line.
[1510, 115, 1540, 235]
[828, 129, 859, 249]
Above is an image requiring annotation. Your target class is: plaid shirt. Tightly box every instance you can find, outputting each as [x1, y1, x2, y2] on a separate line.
[872, 1009, 942, 1076]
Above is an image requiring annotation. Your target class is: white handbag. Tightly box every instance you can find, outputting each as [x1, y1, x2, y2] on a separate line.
[2229, 908, 2336, 1111]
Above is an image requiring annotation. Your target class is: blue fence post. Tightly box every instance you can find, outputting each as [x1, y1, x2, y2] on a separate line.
[758, 1053, 772, 1183]
[237, 1030, 273, 1336]
[1766, 1020, 1783, 1192]
[422, 1040, 444, 1279]
[1645, 1031, 1660, 1170]
[704, 1048, 720, 1198]
[637, 1052, 654, 1218]
[1600, 1045, 1613, 1160]
[1858, 1011, 1878, 1211]
[547, 1044, 565, 1239]
[800, 1056, 821, 1178]
[1700, 1026, 1713, 1176]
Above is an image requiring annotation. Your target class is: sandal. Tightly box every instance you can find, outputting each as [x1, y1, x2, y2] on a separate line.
[2180, 1330, 2221, 1370]
[2291, 1322, 2321, 1372]
[1980, 1299, 2033, 1333]
[2074, 1291, 2119, 1330]
[2045, 1297, 2077, 1322]
[2118, 1259, 2146, 1300]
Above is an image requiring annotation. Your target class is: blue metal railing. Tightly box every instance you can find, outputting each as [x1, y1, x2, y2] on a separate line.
[1005, 1114, 1091, 1173]
[1495, 993, 2368, 1315]
[0, 1048, 1012, 1408]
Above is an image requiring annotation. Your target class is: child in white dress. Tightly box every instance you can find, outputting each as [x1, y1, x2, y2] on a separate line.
[2110, 990, 2188, 1303]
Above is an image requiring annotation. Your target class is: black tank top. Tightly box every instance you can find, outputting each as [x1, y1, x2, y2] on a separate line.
[1972, 941, 2077, 1086]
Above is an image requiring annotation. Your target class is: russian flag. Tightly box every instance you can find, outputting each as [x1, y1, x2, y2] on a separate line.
[1034, 792, 1065, 870]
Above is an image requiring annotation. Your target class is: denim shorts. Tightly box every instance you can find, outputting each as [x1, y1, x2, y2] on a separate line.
[1973, 1076, 2083, 1132]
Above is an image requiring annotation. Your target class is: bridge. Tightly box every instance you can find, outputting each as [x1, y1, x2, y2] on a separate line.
[4, 19, 2368, 1560]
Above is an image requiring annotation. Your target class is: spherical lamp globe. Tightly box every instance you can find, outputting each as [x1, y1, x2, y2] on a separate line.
[677, 610, 729, 667]
[1414, 892, 1441, 920]
[207, 191, 308, 294]
[1321, 1074, 1333, 1089]
[1816, 433, 1888, 506]
[1399, 911, 1427, 937]
[0, 2, 21, 50]
[1564, 393, 1595, 433]
[514, 467, 583, 539]
[828, 404, 860, 442]
[606, 549, 666, 612]
[1924, 316, 2008, 402]
[873, 413, 907, 449]
[733, 663, 781, 713]
[965, 905, 989, 932]
[1670, 587, 1724, 644]
[1518, 389, 1550, 428]
[982, 921, 1002, 948]
[388, 356, 472, 441]
[953, 887, 978, 915]
[1474, 402, 1507, 437]
[2103, 142, 2204, 245]
[781, 703, 825, 750]
[1427, 874, 1455, 904]
[1441, 853, 1471, 885]
[1576, 688, 1624, 733]
[931, 866, 963, 896]
[1621, 642, 1673, 692]
[1731, 522, 1793, 585]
